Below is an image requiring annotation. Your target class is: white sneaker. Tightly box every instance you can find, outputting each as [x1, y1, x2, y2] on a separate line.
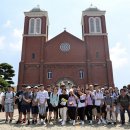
[37, 120, 41, 125]
[102, 119, 107, 124]
[43, 121, 46, 126]
[89, 120, 92, 125]
[58, 119, 62, 122]
[73, 120, 75, 126]
[61, 121, 66, 126]
[97, 119, 101, 125]
[81, 121, 84, 125]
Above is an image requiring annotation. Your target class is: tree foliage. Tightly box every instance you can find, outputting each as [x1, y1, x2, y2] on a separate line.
[0, 63, 15, 86]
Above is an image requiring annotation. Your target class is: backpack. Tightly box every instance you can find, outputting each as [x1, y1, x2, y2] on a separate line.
[5, 91, 15, 99]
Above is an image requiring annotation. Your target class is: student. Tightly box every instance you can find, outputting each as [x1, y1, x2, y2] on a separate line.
[104, 90, 116, 125]
[50, 86, 59, 123]
[85, 89, 93, 125]
[36, 85, 48, 125]
[77, 87, 86, 125]
[15, 85, 26, 124]
[67, 89, 78, 126]
[58, 87, 69, 126]
[2, 86, 15, 123]
[0, 90, 4, 112]
[31, 86, 39, 124]
[93, 85, 105, 125]
[117, 88, 130, 125]
[46, 85, 53, 123]
[20, 86, 32, 125]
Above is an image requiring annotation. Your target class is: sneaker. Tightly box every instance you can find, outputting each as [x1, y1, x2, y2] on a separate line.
[69, 120, 73, 124]
[32, 120, 34, 124]
[121, 121, 125, 125]
[27, 120, 30, 125]
[73, 120, 75, 126]
[22, 118, 26, 123]
[37, 120, 41, 125]
[97, 119, 101, 125]
[5, 119, 8, 123]
[43, 121, 46, 126]
[16, 120, 20, 124]
[59, 119, 62, 122]
[81, 121, 84, 125]
[9, 119, 12, 123]
[89, 120, 92, 125]
[34, 120, 37, 124]
[61, 121, 66, 126]
[113, 122, 117, 125]
[102, 119, 107, 124]
[107, 122, 111, 125]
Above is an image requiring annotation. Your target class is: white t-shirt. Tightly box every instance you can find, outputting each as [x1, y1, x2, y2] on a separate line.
[36, 90, 48, 104]
[93, 91, 104, 106]
[78, 94, 86, 108]
[0, 92, 4, 104]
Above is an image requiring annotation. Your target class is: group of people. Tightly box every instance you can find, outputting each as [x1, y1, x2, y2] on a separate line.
[0, 83, 130, 126]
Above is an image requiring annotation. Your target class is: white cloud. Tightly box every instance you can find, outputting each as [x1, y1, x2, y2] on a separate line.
[110, 42, 128, 69]
[9, 28, 22, 52]
[0, 36, 6, 49]
[4, 20, 12, 28]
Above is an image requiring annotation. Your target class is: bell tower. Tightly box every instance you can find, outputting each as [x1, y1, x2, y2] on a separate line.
[18, 6, 49, 88]
[81, 6, 114, 87]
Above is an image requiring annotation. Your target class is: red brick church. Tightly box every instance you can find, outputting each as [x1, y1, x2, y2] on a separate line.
[18, 6, 114, 89]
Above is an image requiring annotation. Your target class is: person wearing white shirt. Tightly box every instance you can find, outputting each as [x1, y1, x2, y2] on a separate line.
[36, 85, 48, 125]
[77, 88, 86, 125]
[2, 86, 15, 123]
[0, 91, 4, 112]
[93, 85, 104, 124]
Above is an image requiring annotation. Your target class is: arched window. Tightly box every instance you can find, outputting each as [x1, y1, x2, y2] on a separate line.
[89, 17, 95, 33]
[79, 70, 84, 79]
[95, 17, 102, 33]
[29, 18, 35, 34]
[35, 18, 41, 34]
[47, 71, 52, 79]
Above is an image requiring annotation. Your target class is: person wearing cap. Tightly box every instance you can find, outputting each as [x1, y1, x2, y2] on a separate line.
[31, 86, 39, 124]
[2, 86, 15, 123]
[20, 86, 32, 125]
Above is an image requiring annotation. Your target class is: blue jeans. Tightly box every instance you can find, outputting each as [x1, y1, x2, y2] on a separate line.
[120, 107, 130, 124]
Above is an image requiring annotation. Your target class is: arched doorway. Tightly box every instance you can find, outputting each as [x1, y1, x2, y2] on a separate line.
[56, 77, 76, 90]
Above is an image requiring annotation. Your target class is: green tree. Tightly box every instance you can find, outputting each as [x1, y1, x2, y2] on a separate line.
[0, 77, 9, 91]
[0, 63, 15, 85]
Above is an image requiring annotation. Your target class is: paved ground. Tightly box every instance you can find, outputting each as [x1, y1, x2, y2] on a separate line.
[0, 109, 130, 130]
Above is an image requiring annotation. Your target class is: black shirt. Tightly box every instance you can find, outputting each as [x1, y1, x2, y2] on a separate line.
[58, 94, 69, 108]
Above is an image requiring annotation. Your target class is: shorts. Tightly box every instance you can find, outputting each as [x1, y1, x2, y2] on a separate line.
[4, 103, 14, 112]
[46, 104, 53, 112]
[21, 104, 31, 113]
[101, 105, 106, 113]
[115, 105, 120, 113]
[31, 106, 39, 114]
[52, 106, 58, 112]
[95, 106, 101, 113]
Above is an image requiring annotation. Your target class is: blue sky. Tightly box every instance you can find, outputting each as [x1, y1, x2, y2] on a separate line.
[0, 0, 130, 89]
